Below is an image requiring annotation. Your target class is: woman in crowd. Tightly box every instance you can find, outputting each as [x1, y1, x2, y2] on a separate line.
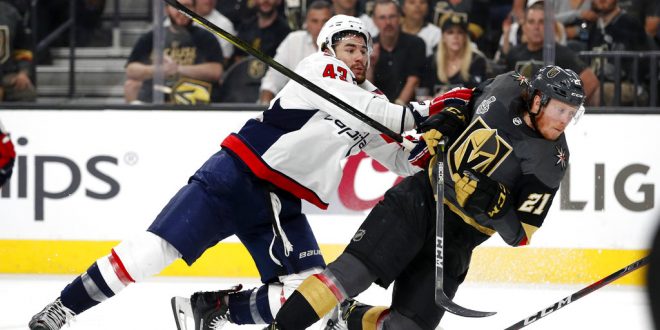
[424, 12, 487, 96]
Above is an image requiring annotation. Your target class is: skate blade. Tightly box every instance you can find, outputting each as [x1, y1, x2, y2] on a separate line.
[171, 296, 193, 330]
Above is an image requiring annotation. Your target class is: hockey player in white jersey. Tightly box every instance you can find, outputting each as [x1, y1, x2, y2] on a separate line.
[29, 14, 446, 330]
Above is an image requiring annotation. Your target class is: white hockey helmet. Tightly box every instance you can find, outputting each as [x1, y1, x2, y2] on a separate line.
[316, 14, 373, 57]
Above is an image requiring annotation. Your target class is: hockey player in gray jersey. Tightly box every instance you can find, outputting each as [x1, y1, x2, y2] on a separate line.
[266, 64, 586, 330]
[28, 14, 451, 330]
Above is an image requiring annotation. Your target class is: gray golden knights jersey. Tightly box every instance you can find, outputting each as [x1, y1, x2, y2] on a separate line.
[443, 72, 569, 247]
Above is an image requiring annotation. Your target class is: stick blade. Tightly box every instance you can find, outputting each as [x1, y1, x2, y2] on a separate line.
[436, 291, 496, 318]
[171, 296, 193, 330]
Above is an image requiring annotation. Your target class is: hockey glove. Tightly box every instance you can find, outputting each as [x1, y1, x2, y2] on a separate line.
[408, 88, 473, 126]
[417, 106, 467, 155]
[0, 132, 16, 187]
[429, 87, 473, 116]
[455, 169, 512, 219]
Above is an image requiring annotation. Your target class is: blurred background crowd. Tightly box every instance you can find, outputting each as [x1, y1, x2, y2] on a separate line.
[0, 0, 658, 107]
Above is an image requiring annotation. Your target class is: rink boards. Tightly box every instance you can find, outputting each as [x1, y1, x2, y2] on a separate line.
[0, 110, 658, 285]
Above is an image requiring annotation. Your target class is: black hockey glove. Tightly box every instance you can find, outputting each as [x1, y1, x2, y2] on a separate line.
[0, 131, 15, 188]
[417, 106, 467, 155]
[455, 169, 512, 219]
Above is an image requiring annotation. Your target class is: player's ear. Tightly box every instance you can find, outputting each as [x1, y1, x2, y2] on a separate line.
[531, 94, 542, 114]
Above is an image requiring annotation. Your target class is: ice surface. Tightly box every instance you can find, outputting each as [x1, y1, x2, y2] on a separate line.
[4, 275, 652, 330]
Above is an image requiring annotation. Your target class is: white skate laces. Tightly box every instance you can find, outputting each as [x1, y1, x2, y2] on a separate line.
[29, 298, 76, 330]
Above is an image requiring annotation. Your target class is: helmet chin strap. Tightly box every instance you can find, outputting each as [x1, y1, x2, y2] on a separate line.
[527, 95, 543, 134]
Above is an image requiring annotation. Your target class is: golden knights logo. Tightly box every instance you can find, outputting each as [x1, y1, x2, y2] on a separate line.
[448, 117, 513, 180]
[172, 78, 212, 105]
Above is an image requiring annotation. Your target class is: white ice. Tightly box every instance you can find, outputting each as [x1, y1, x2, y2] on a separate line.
[3, 274, 652, 330]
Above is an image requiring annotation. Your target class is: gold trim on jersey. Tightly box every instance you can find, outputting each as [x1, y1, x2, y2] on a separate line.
[445, 200, 496, 236]
[448, 117, 513, 181]
[521, 222, 540, 243]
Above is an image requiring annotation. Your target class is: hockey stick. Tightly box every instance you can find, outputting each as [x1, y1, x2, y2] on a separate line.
[162, 0, 414, 151]
[504, 255, 649, 330]
[434, 138, 496, 318]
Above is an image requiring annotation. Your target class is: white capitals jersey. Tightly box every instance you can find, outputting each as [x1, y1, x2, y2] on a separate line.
[221, 52, 422, 209]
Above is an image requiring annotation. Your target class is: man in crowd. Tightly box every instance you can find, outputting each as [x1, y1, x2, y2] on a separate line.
[233, 0, 291, 62]
[0, 0, 36, 102]
[258, 0, 332, 105]
[195, 0, 236, 65]
[505, 1, 600, 105]
[369, 0, 426, 105]
[124, 0, 223, 104]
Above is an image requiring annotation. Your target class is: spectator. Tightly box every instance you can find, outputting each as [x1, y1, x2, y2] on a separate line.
[423, 12, 487, 96]
[369, 0, 427, 104]
[258, 0, 332, 105]
[497, 0, 568, 60]
[618, 0, 659, 44]
[0, 0, 36, 102]
[332, 0, 360, 16]
[430, 0, 482, 39]
[331, 0, 379, 37]
[196, 0, 237, 65]
[124, 0, 223, 104]
[505, 1, 600, 106]
[401, 0, 441, 57]
[587, 0, 647, 51]
[215, 0, 255, 28]
[233, 0, 291, 62]
[470, 0, 518, 58]
[586, 0, 649, 105]
[553, 0, 598, 52]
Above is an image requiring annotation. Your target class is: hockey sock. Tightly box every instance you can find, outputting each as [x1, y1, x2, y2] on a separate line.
[275, 273, 346, 329]
[227, 285, 274, 324]
[59, 232, 178, 315]
[60, 249, 135, 314]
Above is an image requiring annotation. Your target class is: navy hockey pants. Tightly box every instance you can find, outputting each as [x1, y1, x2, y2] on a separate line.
[148, 149, 326, 283]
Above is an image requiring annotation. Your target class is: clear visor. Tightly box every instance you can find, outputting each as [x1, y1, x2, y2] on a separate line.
[330, 34, 373, 57]
[543, 102, 585, 125]
[572, 104, 586, 124]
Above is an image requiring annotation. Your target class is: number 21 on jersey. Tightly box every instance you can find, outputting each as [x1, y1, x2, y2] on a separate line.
[322, 64, 348, 81]
[518, 193, 551, 215]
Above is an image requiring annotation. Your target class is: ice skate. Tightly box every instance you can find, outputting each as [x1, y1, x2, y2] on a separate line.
[28, 298, 75, 330]
[172, 284, 242, 330]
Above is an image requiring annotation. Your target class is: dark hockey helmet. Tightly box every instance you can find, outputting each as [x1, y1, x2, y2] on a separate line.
[529, 65, 586, 108]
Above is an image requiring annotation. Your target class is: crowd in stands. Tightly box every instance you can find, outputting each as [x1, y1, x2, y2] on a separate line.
[0, 0, 659, 105]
